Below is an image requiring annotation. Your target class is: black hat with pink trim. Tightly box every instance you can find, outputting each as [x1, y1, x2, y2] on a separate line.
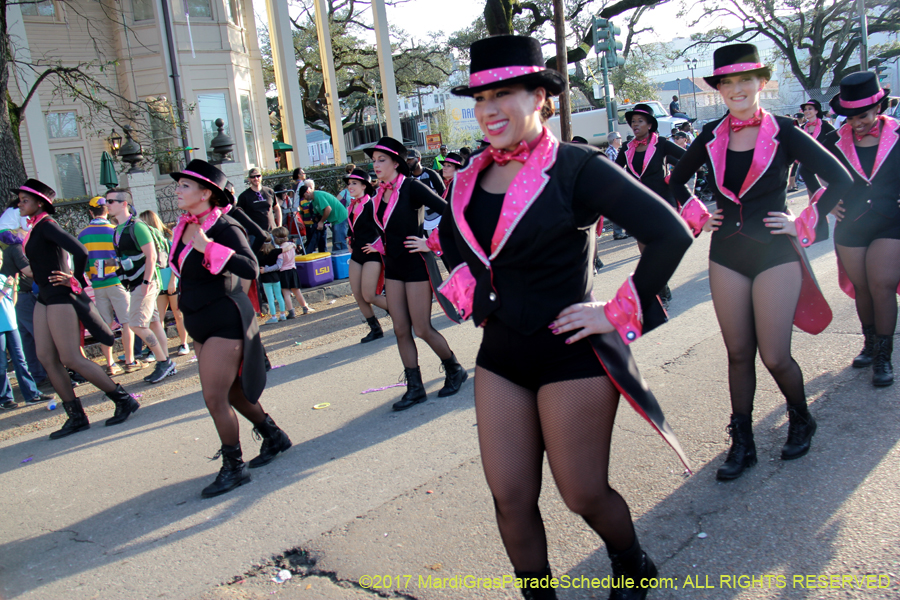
[703, 43, 772, 88]
[11, 178, 57, 214]
[343, 167, 376, 196]
[829, 71, 891, 117]
[170, 159, 230, 206]
[364, 137, 411, 176]
[451, 35, 566, 97]
[442, 152, 463, 167]
[800, 98, 825, 119]
[624, 103, 660, 134]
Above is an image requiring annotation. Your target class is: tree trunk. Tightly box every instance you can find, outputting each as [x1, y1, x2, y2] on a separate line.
[0, 11, 28, 192]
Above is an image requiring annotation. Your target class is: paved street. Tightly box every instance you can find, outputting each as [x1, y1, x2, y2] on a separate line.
[1, 195, 898, 600]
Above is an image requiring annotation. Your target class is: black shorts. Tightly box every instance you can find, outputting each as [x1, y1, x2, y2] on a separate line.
[182, 297, 244, 343]
[351, 248, 382, 265]
[476, 318, 606, 392]
[834, 211, 900, 248]
[709, 233, 799, 279]
[384, 252, 429, 282]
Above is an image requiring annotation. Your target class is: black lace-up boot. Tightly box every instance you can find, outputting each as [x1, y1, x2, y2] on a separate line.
[49, 399, 90, 439]
[360, 316, 384, 343]
[201, 443, 250, 498]
[248, 414, 292, 468]
[515, 564, 558, 600]
[608, 538, 658, 599]
[392, 367, 426, 411]
[872, 335, 894, 387]
[716, 414, 756, 480]
[852, 325, 877, 368]
[105, 384, 140, 426]
[438, 353, 468, 397]
[781, 405, 817, 460]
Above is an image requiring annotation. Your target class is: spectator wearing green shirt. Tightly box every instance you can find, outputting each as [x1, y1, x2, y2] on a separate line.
[302, 181, 349, 253]
[432, 144, 448, 171]
[107, 189, 176, 384]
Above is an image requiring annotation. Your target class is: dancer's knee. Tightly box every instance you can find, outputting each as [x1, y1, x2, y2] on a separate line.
[560, 484, 615, 517]
[726, 347, 756, 367]
[760, 351, 795, 378]
[492, 488, 539, 519]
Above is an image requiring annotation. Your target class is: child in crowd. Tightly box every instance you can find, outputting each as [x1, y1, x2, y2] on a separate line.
[258, 240, 286, 324]
[273, 227, 314, 318]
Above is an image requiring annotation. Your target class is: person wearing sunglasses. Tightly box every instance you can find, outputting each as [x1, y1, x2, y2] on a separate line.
[237, 168, 281, 232]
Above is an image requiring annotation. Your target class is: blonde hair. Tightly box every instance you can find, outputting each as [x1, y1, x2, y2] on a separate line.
[272, 226, 290, 244]
[140, 210, 172, 238]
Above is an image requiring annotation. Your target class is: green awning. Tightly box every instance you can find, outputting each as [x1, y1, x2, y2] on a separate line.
[273, 141, 293, 151]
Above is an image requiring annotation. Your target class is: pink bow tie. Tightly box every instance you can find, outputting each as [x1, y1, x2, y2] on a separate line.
[633, 136, 651, 147]
[380, 181, 396, 192]
[730, 111, 762, 132]
[489, 140, 530, 166]
[854, 123, 880, 142]
[182, 207, 213, 225]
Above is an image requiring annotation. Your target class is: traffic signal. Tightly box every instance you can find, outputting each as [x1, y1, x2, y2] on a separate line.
[593, 18, 610, 54]
[606, 20, 625, 67]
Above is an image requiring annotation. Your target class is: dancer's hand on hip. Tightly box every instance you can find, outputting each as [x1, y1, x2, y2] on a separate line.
[764, 210, 798, 236]
[550, 302, 614, 344]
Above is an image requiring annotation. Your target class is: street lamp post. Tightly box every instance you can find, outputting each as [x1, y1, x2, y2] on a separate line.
[685, 58, 699, 119]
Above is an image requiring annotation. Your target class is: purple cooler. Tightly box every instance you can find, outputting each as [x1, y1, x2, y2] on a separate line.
[296, 252, 334, 287]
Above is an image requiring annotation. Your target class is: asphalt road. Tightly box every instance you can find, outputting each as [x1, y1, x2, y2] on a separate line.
[1, 193, 898, 600]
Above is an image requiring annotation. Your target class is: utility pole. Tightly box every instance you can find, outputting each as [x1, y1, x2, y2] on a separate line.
[552, 0, 571, 141]
[857, 0, 869, 70]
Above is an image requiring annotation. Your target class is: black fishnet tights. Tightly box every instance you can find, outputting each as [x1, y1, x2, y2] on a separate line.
[384, 279, 453, 368]
[475, 367, 636, 572]
[709, 260, 807, 416]
[837, 240, 900, 336]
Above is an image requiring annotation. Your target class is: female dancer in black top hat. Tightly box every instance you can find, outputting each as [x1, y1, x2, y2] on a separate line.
[819, 72, 900, 387]
[440, 152, 463, 200]
[363, 137, 467, 411]
[797, 99, 838, 241]
[15, 179, 138, 439]
[439, 35, 694, 600]
[616, 104, 685, 307]
[345, 168, 389, 343]
[169, 160, 291, 498]
[669, 43, 852, 481]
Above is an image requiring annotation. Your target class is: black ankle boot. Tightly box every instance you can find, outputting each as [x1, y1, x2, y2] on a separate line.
[201, 443, 250, 498]
[782, 405, 817, 460]
[392, 367, 427, 411]
[105, 384, 139, 426]
[515, 564, 557, 600]
[248, 414, 292, 468]
[608, 538, 658, 600]
[360, 316, 384, 343]
[716, 414, 756, 481]
[49, 399, 90, 439]
[438, 353, 468, 397]
[852, 325, 877, 368]
[872, 335, 894, 387]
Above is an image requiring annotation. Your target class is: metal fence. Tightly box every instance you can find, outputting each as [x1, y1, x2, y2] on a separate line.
[52, 198, 92, 236]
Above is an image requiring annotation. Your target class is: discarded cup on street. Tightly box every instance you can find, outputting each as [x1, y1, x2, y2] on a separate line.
[272, 569, 292, 583]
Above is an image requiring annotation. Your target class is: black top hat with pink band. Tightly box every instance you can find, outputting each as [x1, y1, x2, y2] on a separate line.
[829, 71, 891, 117]
[451, 35, 566, 97]
[170, 159, 231, 206]
[343, 168, 376, 197]
[800, 99, 825, 119]
[624, 103, 660, 134]
[703, 43, 772, 88]
[364, 137, 411, 176]
[442, 153, 463, 167]
[11, 178, 57, 214]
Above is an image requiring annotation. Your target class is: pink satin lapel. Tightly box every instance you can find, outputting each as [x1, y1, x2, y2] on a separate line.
[451, 147, 496, 267]
[489, 132, 557, 257]
[170, 207, 225, 278]
[738, 112, 780, 197]
[833, 118, 899, 182]
[625, 133, 658, 179]
[349, 195, 370, 231]
[706, 112, 780, 203]
[372, 176, 405, 231]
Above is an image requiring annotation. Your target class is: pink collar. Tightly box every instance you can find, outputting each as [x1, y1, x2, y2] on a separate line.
[348, 194, 370, 230]
[372, 175, 405, 231]
[450, 127, 558, 266]
[23, 212, 50, 247]
[625, 133, 658, 179]
[706, 110, 780, 204]
[169, 206, 225, 277]
[834, 115, 899, 183]
[804, 118, 821, 139]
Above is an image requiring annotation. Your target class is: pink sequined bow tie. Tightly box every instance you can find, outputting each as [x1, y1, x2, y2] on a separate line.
[633, 136, 651, 147]
[380, 181, 396, 192]
[854, 123, 881, 142]
[489, 141, 530, 166]
[182, 207, 213, 225]
[730, 113, 762, 132]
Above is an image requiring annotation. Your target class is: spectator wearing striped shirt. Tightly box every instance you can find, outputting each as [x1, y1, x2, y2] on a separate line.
[78, 196, 140, 375]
